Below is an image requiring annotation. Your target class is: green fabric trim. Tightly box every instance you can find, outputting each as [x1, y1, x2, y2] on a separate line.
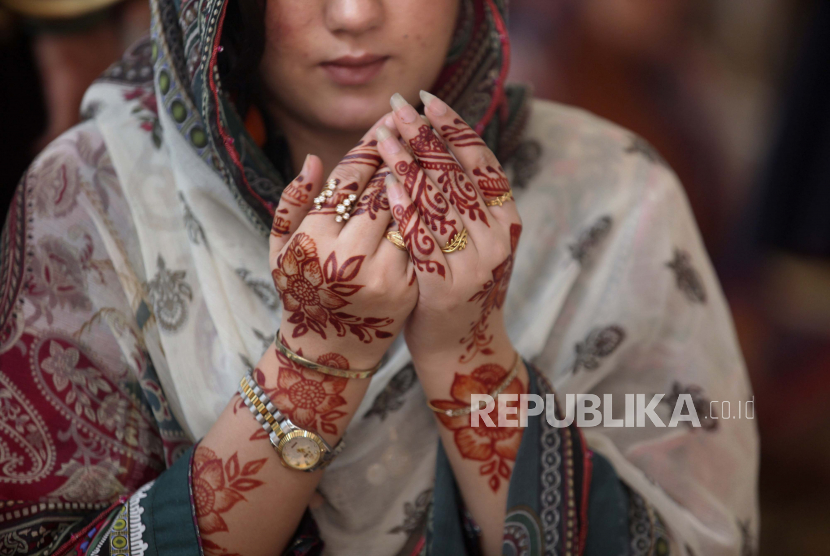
[140, 445, 201, 556]
[583, 452, 630, 556]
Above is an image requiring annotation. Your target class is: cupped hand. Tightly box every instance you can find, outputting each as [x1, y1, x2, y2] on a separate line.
[375, 92, 522, 371]
[269, 115, 417, 371]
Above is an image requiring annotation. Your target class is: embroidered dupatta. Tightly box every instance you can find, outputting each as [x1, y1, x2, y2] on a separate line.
[0, 0, 759, 553]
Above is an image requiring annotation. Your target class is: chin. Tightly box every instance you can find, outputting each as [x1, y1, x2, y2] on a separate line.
[313, 90, 394, 133]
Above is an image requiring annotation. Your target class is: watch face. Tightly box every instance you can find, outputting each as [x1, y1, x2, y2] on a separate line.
[281, 436, 322, 470]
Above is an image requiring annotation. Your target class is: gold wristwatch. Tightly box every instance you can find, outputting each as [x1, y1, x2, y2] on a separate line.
[238, 374, 344, 472]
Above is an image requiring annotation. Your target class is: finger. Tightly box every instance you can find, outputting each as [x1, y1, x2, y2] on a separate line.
[389, 93, 492, 234]
[385, 172, 450, 281]
[376, 123, 468, 258]
[269, 154, 324, 263]
[345, 165, 395, 253]
[419, 90, 517, 222]
[309, 113, 396, 230]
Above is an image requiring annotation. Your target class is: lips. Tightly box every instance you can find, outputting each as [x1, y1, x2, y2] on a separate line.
[321, 54, 389, 86]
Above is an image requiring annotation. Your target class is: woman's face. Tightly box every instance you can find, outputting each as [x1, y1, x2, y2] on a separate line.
[259, 0, 460, 133]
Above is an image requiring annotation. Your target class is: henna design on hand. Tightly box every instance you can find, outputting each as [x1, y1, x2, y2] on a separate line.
[408, 126, 489, 226]
[430, 363, 525, 492]
[340, 139, 383, 168]
[351, 168, 390, 220]
[440, 118, 488, 148]
[281, 177, 313, 208]
[272, 233, 394, 341]
[472, 165, 511, 198]
[271, 209, 291, 237]
[193, 445, 266, 553]
[460, 224, 522, 362]
[393, 202, 446, 278]
[271, 343, 349, 436]
[396, 160, 457, 237]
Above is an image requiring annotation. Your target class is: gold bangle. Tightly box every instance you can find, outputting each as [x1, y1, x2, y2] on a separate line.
[275, 329, 382, 379]
[485, 190, 513, 207]
[427, 352, 522, 417]
[441, 228, 468, 253]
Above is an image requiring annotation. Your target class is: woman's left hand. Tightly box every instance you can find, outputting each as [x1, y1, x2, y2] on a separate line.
[375, 91, 523, 375]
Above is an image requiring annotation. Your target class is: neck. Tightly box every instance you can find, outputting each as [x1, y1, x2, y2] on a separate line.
[268, 106, 364, 179]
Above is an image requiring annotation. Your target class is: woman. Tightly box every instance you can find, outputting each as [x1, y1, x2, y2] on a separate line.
[0, 0, 758, 554]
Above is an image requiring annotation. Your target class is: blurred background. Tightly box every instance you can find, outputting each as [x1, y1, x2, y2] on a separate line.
[1, 0, 828, 553]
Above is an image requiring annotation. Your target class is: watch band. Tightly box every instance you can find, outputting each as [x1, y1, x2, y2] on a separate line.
[238, 372, 343, 470]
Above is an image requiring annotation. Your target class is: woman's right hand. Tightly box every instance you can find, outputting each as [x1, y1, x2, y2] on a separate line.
[268, 116, 417, 371]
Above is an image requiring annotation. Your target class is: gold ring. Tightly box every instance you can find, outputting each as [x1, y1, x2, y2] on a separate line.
[485, 190, 513, 207]
[441, 228, 468, 253]
[385, 230, 407, 251]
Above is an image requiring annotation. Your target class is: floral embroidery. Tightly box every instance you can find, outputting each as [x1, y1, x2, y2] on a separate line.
[26, 235, 92, 325]
[192, 446, 266, 535]
[572, 325, 626, 374]
[661, 382, 718, 431]
[50, 459, 126, 502]
[145, 255, 193, 333]
[236, 268, 279, 311]
[179, 193, 207, 247]
[666, 249, 707, 304]
[124, 86, 162, 148]
[388, 488, 432, 534]
[364, 364, 418, 421]
[569, 216, 612, 264]
[431, 364, 525, 492]
[30, 154, 82, 219]
[272, 233, 393, 342]
[41, 341, 113, 422]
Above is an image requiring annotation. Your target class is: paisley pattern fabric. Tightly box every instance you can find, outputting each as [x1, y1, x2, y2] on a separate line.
[0, 0, 758, 554]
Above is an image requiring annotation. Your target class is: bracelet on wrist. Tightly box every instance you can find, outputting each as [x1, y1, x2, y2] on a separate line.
[275, 328, 383, 379]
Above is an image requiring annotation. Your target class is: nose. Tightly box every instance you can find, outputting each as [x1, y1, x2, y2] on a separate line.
[325, 0, 384, 36]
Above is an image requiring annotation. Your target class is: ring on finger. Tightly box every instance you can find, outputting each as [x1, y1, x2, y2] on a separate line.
[442, 228, 468, 253]
[334, 194, 358, 223]
[485, 190, 513, 207]
[385, 230, 408, 251]
[313, 178, 340, 209]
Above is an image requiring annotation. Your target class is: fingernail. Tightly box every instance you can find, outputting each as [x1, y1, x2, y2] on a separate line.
[301, 154, 310, 174]
[390, 93, 418, 124]
[385, 173, 402, 203]
[376, 125, 401, 154]
[385, 115, 395, 129]
[420, 90, 447, 116]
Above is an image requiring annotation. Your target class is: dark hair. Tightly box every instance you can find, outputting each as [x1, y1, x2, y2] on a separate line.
[219, 0, 267, 106]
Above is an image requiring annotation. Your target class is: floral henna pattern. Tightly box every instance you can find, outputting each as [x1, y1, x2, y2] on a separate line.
[272, 344, 349, 436]
[393, 203, 446, 278]
[431, 363, 525, 492]
[272, 233, 394, 341]
[396, 160, 457, 237]
[193, 445, 266, 546]
[459, 224, 522, 362]
[235, 346, 350, 436]
[351, 168, 391, 220]
[408, 125, 488, 225]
